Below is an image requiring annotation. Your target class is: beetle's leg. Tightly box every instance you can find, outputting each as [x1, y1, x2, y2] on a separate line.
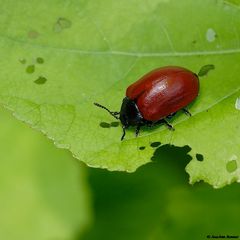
[182, 108, 191, 117]
[166, 112, 176, 120]
[146, 121, 155, 127]
[163, 119, 175, 131]
[135, 125, 141, 137]
[121, 126, 126, 141]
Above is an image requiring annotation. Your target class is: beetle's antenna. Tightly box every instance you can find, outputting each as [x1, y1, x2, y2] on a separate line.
[94, 102, 120, 120]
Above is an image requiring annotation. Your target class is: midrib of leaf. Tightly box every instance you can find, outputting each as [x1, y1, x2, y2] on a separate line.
[1, 33, 240, 57]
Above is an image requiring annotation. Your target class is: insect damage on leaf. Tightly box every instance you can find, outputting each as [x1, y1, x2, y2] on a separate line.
[226, 160, 238, 173]
[198, 64, 215, 77]
[196, 153, 204, 161]
[36, 57, 44, 64]
[53, 17, 72, 33]
[110, 122, 120, 127]
[26, 65, 35, 74]
[150, 142, 161, 148]
[206, 28, 217, 42]
[99, 122, 111, 128]
[34, 76, 47, 85]
[28, 30, 39, 39]
[19, 58, 26, 64]
[235, 98, 240, 110]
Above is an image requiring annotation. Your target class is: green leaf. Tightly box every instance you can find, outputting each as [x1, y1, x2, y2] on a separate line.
[0, 108, 92, 240]
[0, 0, 239, 187]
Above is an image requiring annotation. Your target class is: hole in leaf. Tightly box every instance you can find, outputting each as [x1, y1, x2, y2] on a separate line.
[206, 28, 217, 42]
[26, 65, 35, 74]
[53, 17, 72, 32]
[36, 57, 44, 64]
[19, 58, 26, 64]
[110, 122, 119, 127]
[139, 146, 146, 150]
[34, 76, 47, 85]
[196, 153, 204, 161]
[150, 142, 161, 148]
[80, 143, 194, 237]
[235, 97, 240, 110]
[99, 122, 110, 128]
[28, 30, 39, 39]
[198, 64, 215, 77]
[226, 160, 237, 173]
[151, 144, 192, 164]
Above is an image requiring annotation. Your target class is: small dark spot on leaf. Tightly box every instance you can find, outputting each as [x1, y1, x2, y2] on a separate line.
[110, 122, 119, 127]
[19, 58, 26, 64]
[198, 64, 215, 77]
[139, 146, 146, 150]
[26, 65, 35, 74]
[36, 57, 44, 64]
[99, 122, 110, 128]
[196, 153, 204, 161]
[226, 160, 237, 173]
[192, 40, 197, 44]
[53, 17, 72, 32]
[58, 17, 72, 28]
[34, 76, 47, 85]
[150, 142, 161, 148]
[28, 30, 39, 39]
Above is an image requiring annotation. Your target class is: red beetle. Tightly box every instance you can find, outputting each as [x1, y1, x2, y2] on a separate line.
[94, 66, 199, 140]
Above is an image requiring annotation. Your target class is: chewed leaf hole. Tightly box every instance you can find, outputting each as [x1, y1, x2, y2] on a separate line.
[99, 122, 120, 128]
[151, 144, 192, 168]
[53, 17, 72, 32]
[139, 146, 146, 150]
[235, 97, 240, 110]
[34, 76, 47, 85]
[99, 122, 111, 128]
[196, 153, 204, 161]
[226, 160, 238, 173]
[110, 122, 119, 127]
[198, 64, 215, 77]
[19, 58, 26, 64]
[36, 57, 44, 64]
[28, 30, 39, 39]
[150, 142, 161, 148]
[206, 28, 217, 42]
[26, 65, 35, 74]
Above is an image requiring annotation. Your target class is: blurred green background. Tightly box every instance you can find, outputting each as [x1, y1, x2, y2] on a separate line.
[1, 106, 240, 240]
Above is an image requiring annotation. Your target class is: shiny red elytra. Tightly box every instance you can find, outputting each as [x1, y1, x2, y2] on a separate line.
[94, 66, 199, 140]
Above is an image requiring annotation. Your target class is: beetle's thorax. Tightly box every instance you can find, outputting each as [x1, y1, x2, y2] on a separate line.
[119, 97, 143, 127]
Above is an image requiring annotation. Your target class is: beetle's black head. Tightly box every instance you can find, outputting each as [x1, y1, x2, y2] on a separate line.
[120, 97, 143, 128]
[94, 97, 144, 141]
